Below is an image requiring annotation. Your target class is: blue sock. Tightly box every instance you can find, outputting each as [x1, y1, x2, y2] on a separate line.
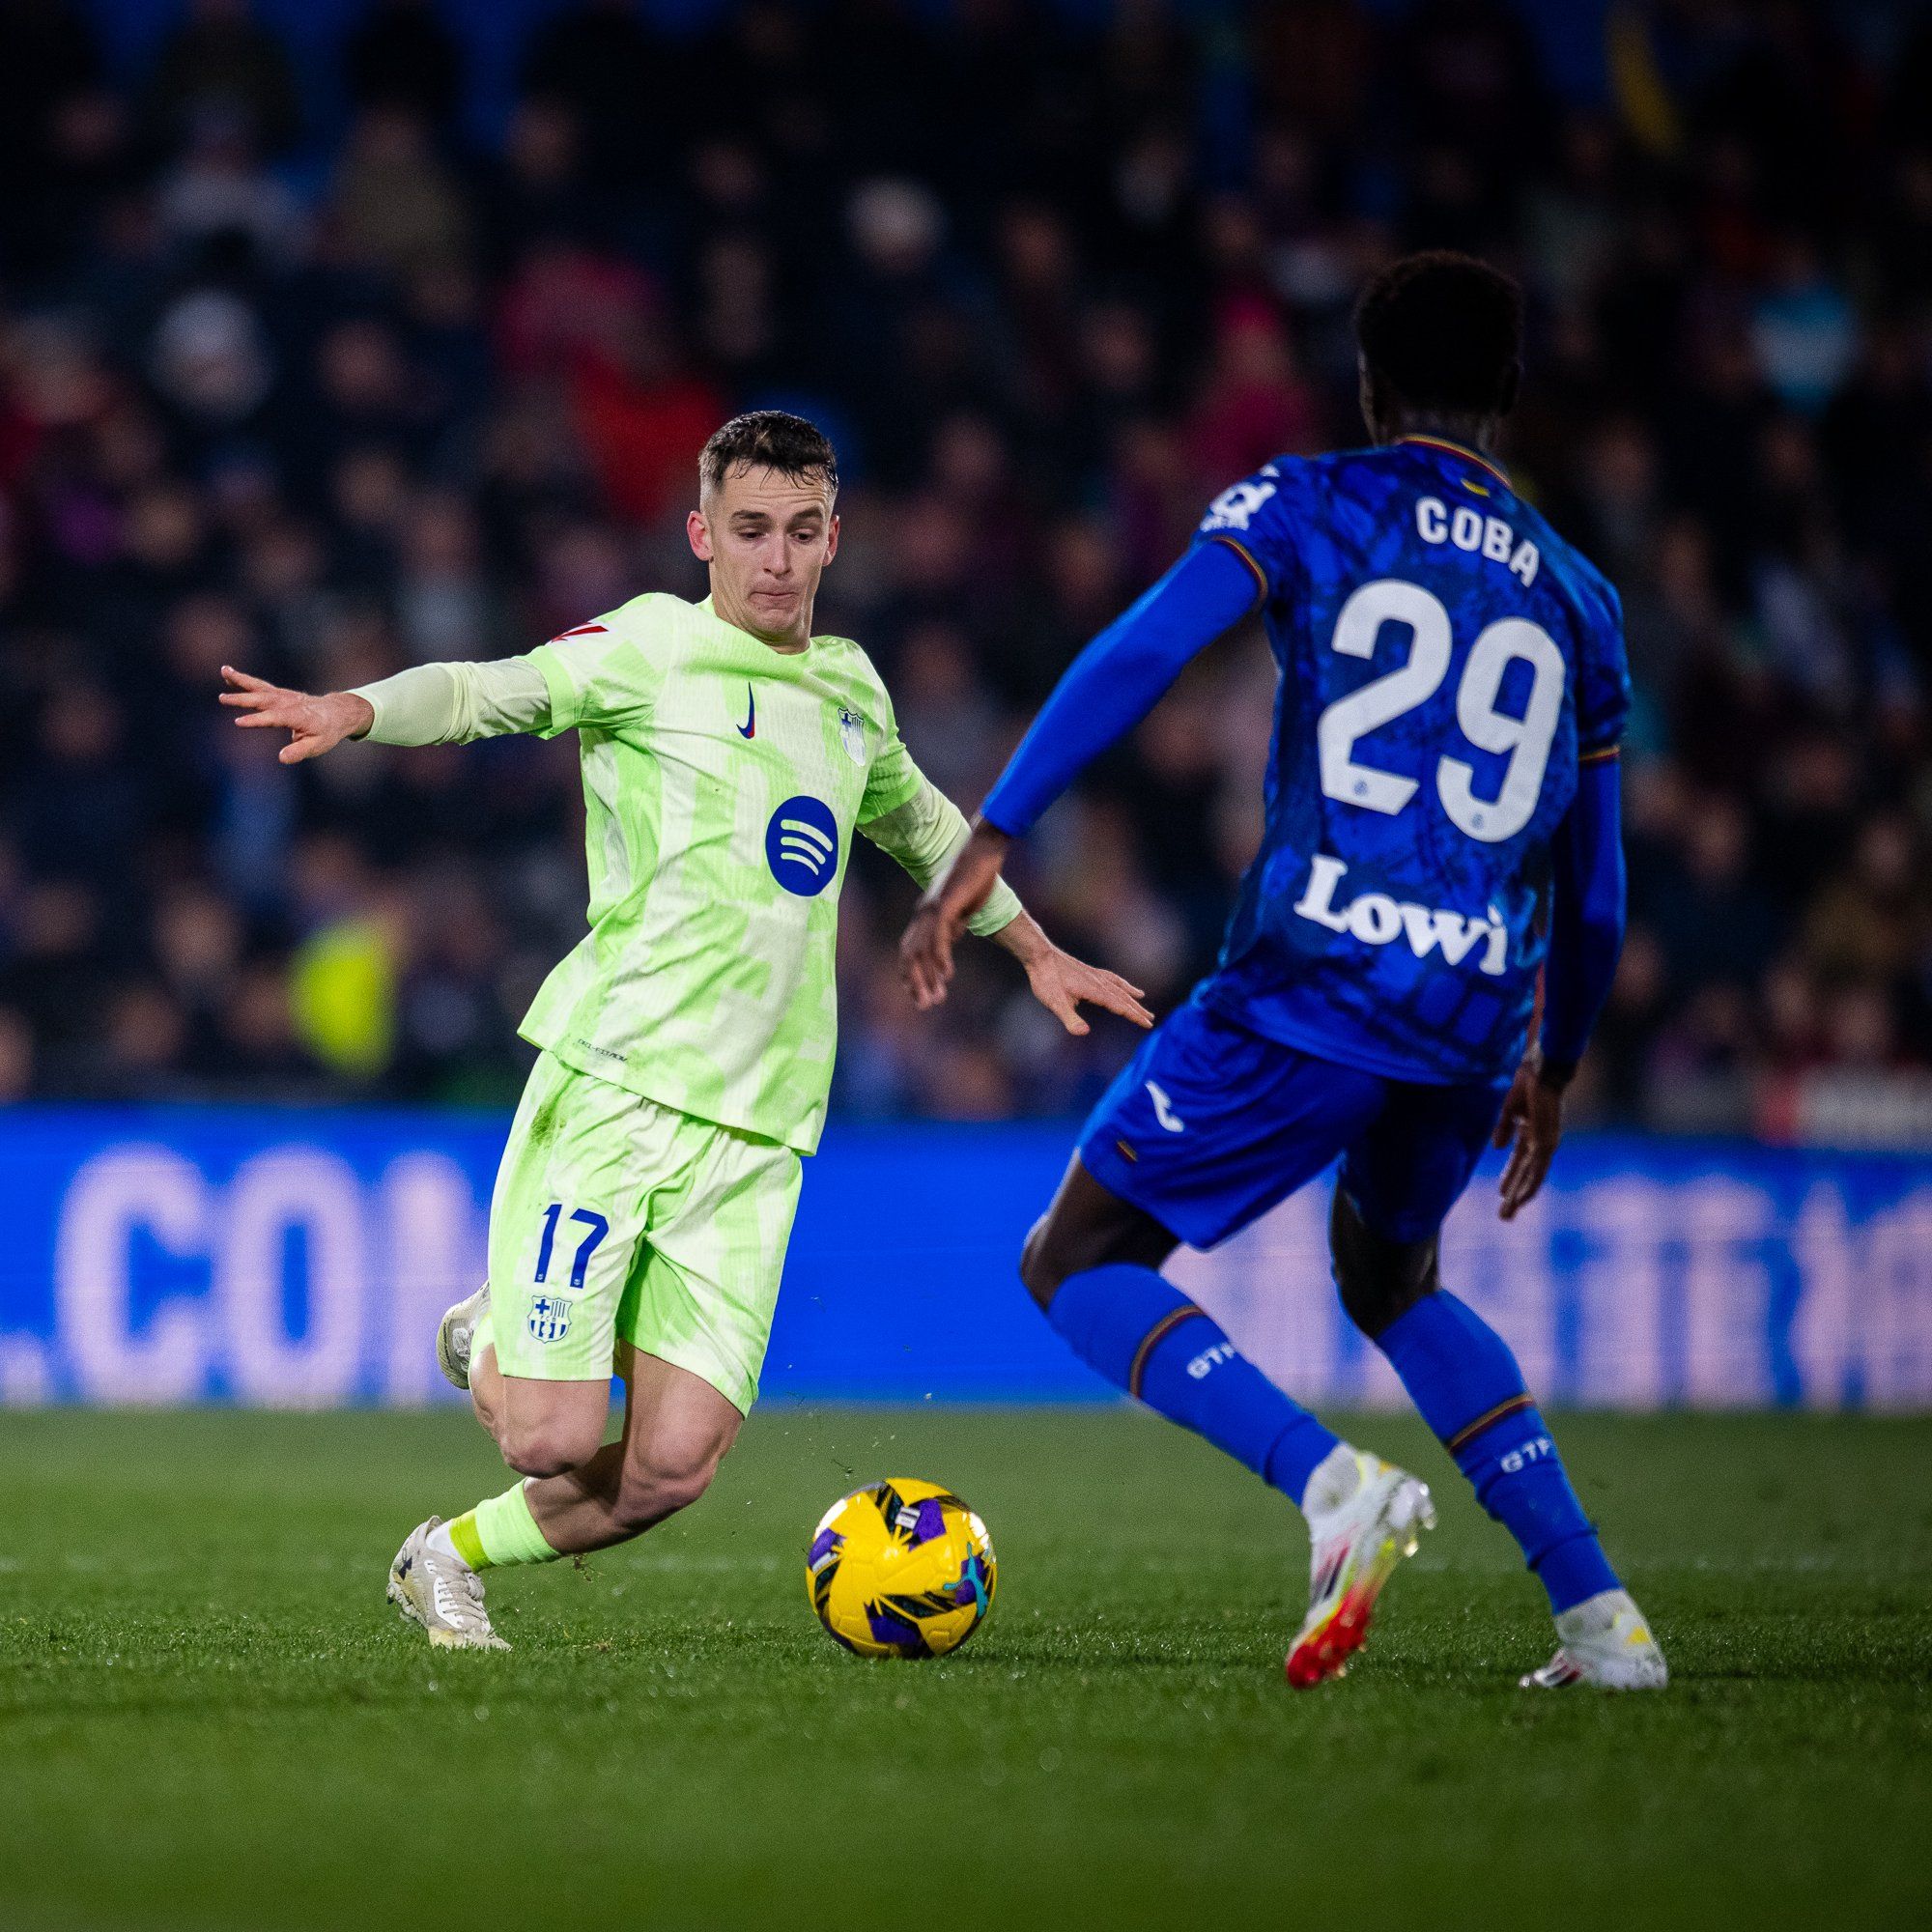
[1046, 1263, 1341, 1505]
[1376, 1293, 1619, 1613]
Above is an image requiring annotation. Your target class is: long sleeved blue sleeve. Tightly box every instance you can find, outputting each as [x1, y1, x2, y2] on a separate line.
[1540, 755, 1626, 1074]
[980, 539, 1264, 837]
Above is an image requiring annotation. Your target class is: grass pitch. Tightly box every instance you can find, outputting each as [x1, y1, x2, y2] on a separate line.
[2, 1407, 1927, 1931]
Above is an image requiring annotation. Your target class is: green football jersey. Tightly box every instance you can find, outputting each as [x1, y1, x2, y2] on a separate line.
[521, 592, 923, 1154]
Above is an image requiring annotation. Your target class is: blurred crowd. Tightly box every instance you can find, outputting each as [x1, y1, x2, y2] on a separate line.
[2, 0, 1932, 1138]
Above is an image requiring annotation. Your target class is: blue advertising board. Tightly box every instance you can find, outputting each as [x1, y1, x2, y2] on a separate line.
[0, 1109, 1924, 1409]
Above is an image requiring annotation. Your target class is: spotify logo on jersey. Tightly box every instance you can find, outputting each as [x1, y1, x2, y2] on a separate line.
[765, 795, 839, 895]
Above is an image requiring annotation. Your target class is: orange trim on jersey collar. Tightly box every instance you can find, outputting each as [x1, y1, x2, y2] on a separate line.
[1396, 434, 1512, 491]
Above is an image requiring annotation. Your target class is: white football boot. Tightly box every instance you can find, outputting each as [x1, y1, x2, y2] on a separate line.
[436, 1285, 489, 1392]
[1287, 1445, 1435, 1688]
[1521, 1587, 1667, 1690]
[386, 1517, 508, 1651]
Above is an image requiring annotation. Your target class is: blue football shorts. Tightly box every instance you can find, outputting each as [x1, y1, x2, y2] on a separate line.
[1077, 993, 1512, 1251]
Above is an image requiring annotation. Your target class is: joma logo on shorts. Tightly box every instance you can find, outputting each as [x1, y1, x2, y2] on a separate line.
[1293, 854, 1508, 976]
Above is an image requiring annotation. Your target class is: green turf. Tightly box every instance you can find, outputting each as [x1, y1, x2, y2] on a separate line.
[1, 1407, 1927, 1931]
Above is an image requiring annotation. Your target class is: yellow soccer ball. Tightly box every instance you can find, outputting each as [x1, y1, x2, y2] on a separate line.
[806, 1478, 996, 1659]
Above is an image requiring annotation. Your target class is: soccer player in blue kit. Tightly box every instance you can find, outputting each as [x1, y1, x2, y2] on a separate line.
[902, 252, 1666, 1690]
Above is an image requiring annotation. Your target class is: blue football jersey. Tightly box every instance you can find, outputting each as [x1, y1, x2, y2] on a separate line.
[1193, 436, 1630, 1086]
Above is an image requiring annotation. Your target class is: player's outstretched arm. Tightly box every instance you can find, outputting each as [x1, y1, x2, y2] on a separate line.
[218, 667, 373, 764]
[1493, 755, 1627, 1219]
[219, 657, 554, 760]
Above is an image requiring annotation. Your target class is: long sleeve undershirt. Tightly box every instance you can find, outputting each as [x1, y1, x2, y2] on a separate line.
[350, 657, 1021, 937]
[981, 538, 1263, 836]
[861, 787, 1022, 938]
[1540, 756, 1626, 1070]
[354, 656, 552, 746]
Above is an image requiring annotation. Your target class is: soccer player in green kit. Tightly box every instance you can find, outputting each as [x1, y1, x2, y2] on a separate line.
[220, 412, 1150, 1649]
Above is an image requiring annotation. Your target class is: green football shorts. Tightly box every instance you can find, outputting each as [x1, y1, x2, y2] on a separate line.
[482, 1050, 803, 1414]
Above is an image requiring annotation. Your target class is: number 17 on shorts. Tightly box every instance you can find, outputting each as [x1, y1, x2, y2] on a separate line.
[518, 1202, 607, 1346]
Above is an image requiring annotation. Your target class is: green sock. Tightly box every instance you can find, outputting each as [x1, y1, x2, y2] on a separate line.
[450, 1483, 559, 1571]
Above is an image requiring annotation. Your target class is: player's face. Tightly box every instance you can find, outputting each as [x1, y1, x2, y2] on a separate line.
[688, 465, 839, 649]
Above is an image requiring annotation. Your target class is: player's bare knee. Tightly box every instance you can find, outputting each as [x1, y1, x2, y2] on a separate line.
[500, 1439, 580, 1481]
[1329, 1188, 1439, 1338]
[1019, 1216, 1065, 1309]
[499, 1415, 603, 1480]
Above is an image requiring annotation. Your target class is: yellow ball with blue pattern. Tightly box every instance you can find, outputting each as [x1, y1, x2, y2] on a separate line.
[806, 1478, 996, 1659]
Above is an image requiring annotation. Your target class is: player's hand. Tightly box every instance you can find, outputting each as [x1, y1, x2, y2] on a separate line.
[900, 818, 1014, 1009]
[218, 667, 374, 764]
[1016, 939, 1152, 1038]
[1492, 1054, 1564, 1220]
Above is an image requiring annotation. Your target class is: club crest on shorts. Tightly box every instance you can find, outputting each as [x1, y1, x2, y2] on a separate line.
[838, 707, 867, 764]
[526, 1294, 572, 1345]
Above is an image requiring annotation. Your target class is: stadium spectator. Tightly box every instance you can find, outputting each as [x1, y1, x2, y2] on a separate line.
[0, 0, 1925, 1137]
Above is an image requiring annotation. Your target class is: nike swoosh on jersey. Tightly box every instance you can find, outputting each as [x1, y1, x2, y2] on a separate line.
[737, 684, 756, 739]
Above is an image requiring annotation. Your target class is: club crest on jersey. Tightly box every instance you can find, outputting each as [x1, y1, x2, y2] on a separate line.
[766, 794, 839, 895]
[837, 707, 867, 764]
[1200, 468, 1278, 533]
[526, 1294, 572, 1345]
[1293, 853, 1508, 976]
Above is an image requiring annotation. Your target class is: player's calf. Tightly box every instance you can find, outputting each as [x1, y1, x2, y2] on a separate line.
[1332, 1191, 1652, 1677]
[607, 1441, 727, 1537]
[1025, 1159, 1438, 1684]
[517, 1353, 745, 1554]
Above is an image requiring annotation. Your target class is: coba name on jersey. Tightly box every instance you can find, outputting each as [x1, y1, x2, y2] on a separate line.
[1413, 496, 1540, 586]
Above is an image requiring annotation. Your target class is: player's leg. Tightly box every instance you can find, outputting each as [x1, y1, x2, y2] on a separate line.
[390, 1362, 616, 1650]
[452, 1324, 579, 1471]
[1023, 1152, 1347, 1507]
[1027, 1004, 1440, 1684]
[1334, 1086, 1665, 1689]
[501, 1104, 798, 1553]
[465, 1328, 501, 1436]
[443, 1305, 569, 1467]
[1024, 1002, 1408, 1522]
[514, 1347, 743, 1555]
[414, 1349, 746, 1615]
[388, 1054, 649, 1647]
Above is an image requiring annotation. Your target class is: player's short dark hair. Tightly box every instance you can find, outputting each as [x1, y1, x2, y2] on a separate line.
[1355, 251, 1523, 417]
[698, 410, 838, 497]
